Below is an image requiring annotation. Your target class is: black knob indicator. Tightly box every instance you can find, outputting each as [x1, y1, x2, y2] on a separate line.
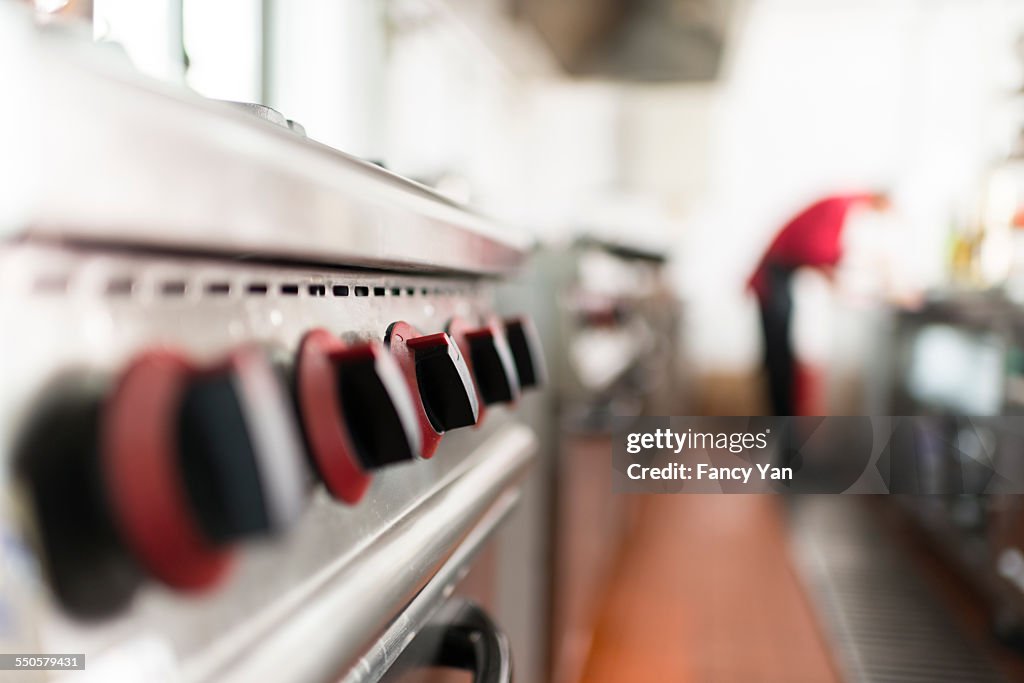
[385, 321, 480, 459]
[406, 333, 479, 432]
[178, 348, 310, 543]
[447, 317, 521, 422]
[296, 329, 422, 504]
[503, 317, 546, 389]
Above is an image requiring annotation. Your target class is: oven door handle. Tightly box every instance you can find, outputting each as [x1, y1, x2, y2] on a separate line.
[424, 599, 512, 683]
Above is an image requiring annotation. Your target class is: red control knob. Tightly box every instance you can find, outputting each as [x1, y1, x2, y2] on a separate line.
[295, 329, 422, 504]
[447, 317, 521, 424]
[384, 321, 479, 459]
[101, 347, 309, 591]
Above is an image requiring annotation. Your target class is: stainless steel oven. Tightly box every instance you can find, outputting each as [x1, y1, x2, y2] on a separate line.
[0, 10, 542, 683]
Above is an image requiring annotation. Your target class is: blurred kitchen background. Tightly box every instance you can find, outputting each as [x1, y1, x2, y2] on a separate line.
[26, 0, 1024, 681]
[69, 0, 1024, 412]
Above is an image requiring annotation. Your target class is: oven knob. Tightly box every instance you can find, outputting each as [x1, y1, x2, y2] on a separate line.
[447, 317, 521, 409]
[405, 333, 479, 430]
[503, 317, 546, 389]
[296, 329, 422, 504]
[385, 321, 480, 458]
[102, 347, 310, 591]
[15, 382, 144, 618]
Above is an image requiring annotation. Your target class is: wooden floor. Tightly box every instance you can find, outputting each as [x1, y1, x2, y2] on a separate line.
[578, 495, 841, 683]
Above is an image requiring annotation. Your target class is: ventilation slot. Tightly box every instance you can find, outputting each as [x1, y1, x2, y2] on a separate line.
[161, 281, 187, 296]
[106, 278, 134, 296]
[33, 275, 69, 294]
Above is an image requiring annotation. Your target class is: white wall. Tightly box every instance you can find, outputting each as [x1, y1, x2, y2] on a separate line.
[183, 0, 263, 103]
[265, 1, 388, 158]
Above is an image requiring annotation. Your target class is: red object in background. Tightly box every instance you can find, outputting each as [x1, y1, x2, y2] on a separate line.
[748, 193, 877, 299]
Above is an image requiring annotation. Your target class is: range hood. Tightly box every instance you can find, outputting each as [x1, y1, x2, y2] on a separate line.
[514, 0, 734, 82]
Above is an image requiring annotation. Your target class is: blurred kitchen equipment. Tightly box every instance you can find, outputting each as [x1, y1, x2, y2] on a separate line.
[500, 235, 682, 683]
[880, 293, 1024, 647]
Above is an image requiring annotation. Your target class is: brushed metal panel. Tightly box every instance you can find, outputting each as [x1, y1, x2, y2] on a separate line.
[0, 8, 530, 276]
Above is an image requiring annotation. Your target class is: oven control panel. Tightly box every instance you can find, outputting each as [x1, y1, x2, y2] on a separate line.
[0, 243, 544, 676]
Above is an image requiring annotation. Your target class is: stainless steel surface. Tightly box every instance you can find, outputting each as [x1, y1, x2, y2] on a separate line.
[791, 498, 1006, 683]
[0, 242, 537, 682]
[876, 300, 1024, 647]
[0, 10, 530, 276]
[342, 492, 519, 683]
[306, 447, 526, 683]
[204, 426, 533, 683]
[225, 101, 290, 128]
